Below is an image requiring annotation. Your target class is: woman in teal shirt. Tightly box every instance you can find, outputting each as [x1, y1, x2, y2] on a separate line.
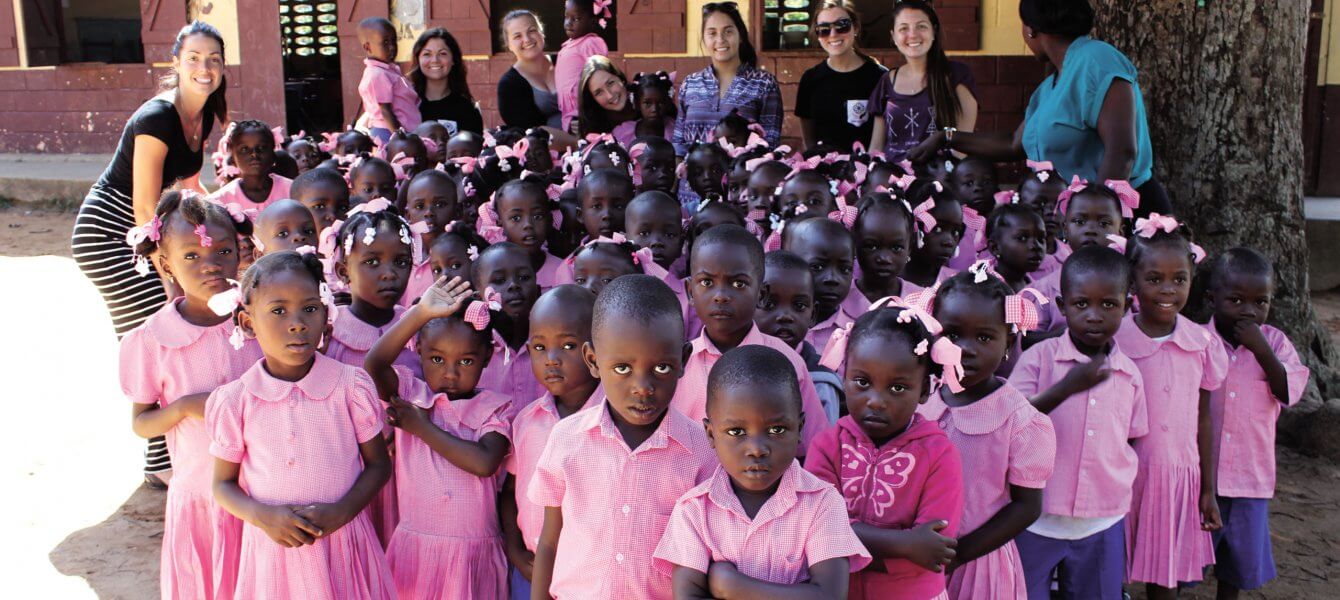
[908, 0, 1171, 216]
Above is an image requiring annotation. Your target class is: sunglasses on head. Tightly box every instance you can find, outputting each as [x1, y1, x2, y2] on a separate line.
[815, 18, 854, 38]
[702, 2, 739, 15]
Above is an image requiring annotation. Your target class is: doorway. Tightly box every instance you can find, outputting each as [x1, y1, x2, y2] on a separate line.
[280, 0, 343, 135]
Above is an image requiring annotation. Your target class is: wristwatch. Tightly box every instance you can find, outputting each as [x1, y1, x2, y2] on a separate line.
[942, 126, 957, 146]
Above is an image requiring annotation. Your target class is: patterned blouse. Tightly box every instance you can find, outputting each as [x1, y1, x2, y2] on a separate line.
[673, 63, 783, 156]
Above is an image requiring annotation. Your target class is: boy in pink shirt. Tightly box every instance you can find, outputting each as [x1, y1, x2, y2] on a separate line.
[527, 275, 718, 600]
[1205, 248, 1310, 596]
[783, 218, 860, 354]
[804, 302, 965, 600]
[655, 345, 870, 596]
[675, 224, 832, 451]
[556, 1, 610, 131]
[356, 17, 421, 143]
[503, 286, 603, 600]
[1010, 247, 1148, 600]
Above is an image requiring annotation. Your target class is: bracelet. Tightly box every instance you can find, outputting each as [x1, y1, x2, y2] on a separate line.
[942, 126, 957, 145]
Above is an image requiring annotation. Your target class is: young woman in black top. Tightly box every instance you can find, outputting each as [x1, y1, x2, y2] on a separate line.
[410, 28, 484, 135]
[795, 0, 887, 153]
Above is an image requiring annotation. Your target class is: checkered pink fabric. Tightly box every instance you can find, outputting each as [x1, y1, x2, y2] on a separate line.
[506, 391, 602, 552]
[206, 173, 292, 212]
[325, 304, 419, 372]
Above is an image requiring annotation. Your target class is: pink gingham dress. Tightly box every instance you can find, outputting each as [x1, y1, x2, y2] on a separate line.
[385, 365, 512, 599]
[120, 300, 263, 600]
[919, 382, 1057, 600]
[206, 354, 396, 600]
[479, 329, 542, 419]
[507, 390, 602, 552]
[652, 463, 871, 581]
[1114, 314, 1229, 586]
[527, 400, 717, 600]
[206, 173, 293, 212]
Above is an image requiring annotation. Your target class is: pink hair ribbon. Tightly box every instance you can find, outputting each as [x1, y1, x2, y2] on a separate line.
[1025, 159, 1054, 173]
[476, 201, 507, 244]
[347, 197, 394, 218]
[207, 279, 244, 316]
[1004, 288, 1049, 334]
[995, 190, 1019, 206]
[1103, 179, 1141, 218]
[194, 224, 214, 247]
[318, 132, 339, 154]
[1054, 175, 1090, 216]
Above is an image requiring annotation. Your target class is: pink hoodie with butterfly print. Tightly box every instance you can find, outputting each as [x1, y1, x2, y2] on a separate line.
[804, 413, 964, 600]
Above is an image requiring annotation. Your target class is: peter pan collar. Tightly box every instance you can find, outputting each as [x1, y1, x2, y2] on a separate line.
[920, 381, 1031, 435]
[332, 305, 405, 352]
[1118, 313, 1213, 359]
[583, 397, 694, 453]
[691, 323, 765, 357]
[145, 299, 212, 349]
[240, 352, 344, 402]
[701, 461, 822, 526]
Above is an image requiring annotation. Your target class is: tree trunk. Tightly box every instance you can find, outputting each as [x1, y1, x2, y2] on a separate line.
[1091, 0, 1340, 456]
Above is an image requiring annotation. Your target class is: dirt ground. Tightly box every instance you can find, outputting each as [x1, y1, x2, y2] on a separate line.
[3, 207, 1336, 598]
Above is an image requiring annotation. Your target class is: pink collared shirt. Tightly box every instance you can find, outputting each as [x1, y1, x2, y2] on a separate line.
[536, 251, 568, 290]
[1207, 321, 1309, 498]
[555, 34, 609, 131]
[671, 324, 833, 450]
[918, 383, 1056, 532]
[1009, 334, 1149, 517]
[325, 304, 420, 373]
[391, 365, 512, 535]
[358, 58, 422, 131]
[1024, 269, 1064, 333]
[120, 300, 263, 496]
[805, 415, 963, 599]
[207, 173, 293, 212]
[527, 400, 718, 600]
[479, 330, 541, 419]
[807, 303, 857, 359]
[507, 390, 603, 552]
[207, 353, 386, 505]
[653, 463, 871, 582]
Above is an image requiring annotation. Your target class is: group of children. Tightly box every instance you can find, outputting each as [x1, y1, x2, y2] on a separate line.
[119, 19, 1309, 600]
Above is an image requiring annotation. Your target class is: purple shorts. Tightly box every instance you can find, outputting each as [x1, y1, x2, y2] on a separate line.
[1212, 496, 1276, 590]
[1015, 518, 1126, 600]
[509, 566, 531, 600]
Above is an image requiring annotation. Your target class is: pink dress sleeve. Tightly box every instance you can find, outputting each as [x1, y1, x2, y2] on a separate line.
[806, 487, 873, 572]
[347, 370, 388, 443]
[802, 427, 842, 488]
[1008, 412, 1057, 489]
[527, 427, 568, 508]
[1128, 370, 1150, 440]
[1199, 335, 1231, 391]
[651, 500, 711, 575]
[393, 364, 432, 406]
[1269, 329, 1311, 406]
[1006, 343, 1044, 397]
[367, 70, 394, 104]
[206, 387, 246, 463]
[118, 329, 161, 405]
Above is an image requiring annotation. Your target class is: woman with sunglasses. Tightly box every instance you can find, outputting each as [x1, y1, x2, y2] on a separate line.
[674, 2, 782, 160]
[868, 0, 979, 162]
[796, 1, 887, 153]
[907, 0, 1171, 216]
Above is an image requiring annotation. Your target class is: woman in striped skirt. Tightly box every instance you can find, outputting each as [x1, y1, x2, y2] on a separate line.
[70, 22, 229, 488]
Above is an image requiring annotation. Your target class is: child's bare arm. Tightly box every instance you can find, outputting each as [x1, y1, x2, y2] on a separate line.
[131, 401, 190, 438]
[1197, 389, 1223, 531]
[294, 436, 392, 537]
[501, 475, 536, 580]
[213, 458, 322, 547]
[706, 558, 849, 600]
[530, 506, 563, 600]
[378, 102, 401, 131]
[951, 485, 1041, 568]
[389, 399, 510, 476]
[1236, 322, 1291, 405]
[852, 521, 955, 571]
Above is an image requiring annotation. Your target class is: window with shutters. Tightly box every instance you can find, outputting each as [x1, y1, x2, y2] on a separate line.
[19, 0, 145, 66]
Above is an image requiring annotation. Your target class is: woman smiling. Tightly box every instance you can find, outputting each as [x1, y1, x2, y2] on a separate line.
[576, 56, 637, 137]
[410, 27, 483, 135]
[795, 0, 887, 153]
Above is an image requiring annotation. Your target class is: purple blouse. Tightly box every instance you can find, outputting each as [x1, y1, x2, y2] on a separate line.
[868, 61, 977, 162]
[673, 63, 783, 156]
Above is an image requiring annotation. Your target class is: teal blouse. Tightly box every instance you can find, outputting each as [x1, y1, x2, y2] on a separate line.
[1022, 36, 1154, 187]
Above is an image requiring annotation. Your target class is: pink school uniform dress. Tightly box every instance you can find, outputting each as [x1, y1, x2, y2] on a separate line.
[671, 323, 833, 451]
[527, 400, 717, 600]
[358, 57, 422, 134]
[385, 365, 512, 599]
[843, 278, 925, 316]
[206, 353, 396, 600]
[535, 251, 568, 290]
[807, 302, 857, 358]
[507, 390, 603, 554]
[918, 382, 1057, 599]
[119, 300, 263, 600]
[207, 173, 293, 212]
[478, 331, 540, 419]
[652, 463, 872, 585]
[555, 33, 609, 131]
[1114, 314, 1229, 587]
[400, 260, 433, 308]
[945, 207, 988, 271]
[805, 414, 964, 600]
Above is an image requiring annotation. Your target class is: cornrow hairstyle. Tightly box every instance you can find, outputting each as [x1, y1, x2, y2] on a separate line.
[573, 239, 640, 277]
[135, 190, 255, 259]
[1124, 219, 1199, 272]
[854, 191, 917, 242]
[931, 269, 1016, 326]
[334, 204, 413, 261]
[706, 345, 803, 415]
[577, 167, 634, 205]
[416, 311, 495, 356]
[436, 219, 491, 255]
[846, 303, 945, 385]
[475, 147, 524, 190]
[629, 70, 679, 120]
[581, 139, 633, 178]
[238, 249, 326, 306]
[985, 203, 1045, 240]
[780, 169, 836, 218]
[228, 119, 275, 151]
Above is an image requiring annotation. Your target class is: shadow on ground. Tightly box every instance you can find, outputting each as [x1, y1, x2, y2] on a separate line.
[50, 485, 164, 600]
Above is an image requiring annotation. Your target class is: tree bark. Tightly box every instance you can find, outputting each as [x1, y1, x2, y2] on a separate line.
[1091, 0, 1340, 455]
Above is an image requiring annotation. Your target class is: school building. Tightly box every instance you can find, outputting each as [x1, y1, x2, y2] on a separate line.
[0, 0, 1336, 193]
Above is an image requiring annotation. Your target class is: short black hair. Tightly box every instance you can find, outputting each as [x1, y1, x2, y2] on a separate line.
[627, 190, 680, 216]
[986, 204, 1045, 239]
[292, 167, 348, 197]
[1209, 246, 1274, 290]
[592, 273, 684, 339]
[706, 345, 801, 415]
[785, 217, 853, 254]
[1061, 245, 1131, 297]
[531, 283, 597, 327]
[358, 16, 395, 36]
[691, 223, 765, 280]
[764, 249, 809, 275]
[1019, 0, 1094, 38]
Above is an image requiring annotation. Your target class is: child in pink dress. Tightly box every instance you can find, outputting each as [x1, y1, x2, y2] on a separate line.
[917, 269, 1058, 600]
[1024, 181, 1131, 335]
[403, 221, 487, 308]
[783, 218, 859, 353]
[207, 251, 394, 600]
[528, 275, 718, 600]
[251, 199, 316, 258]
[503, 286, 604, 600]
[471, 243, 546, 415]
[804, 300, 965, 600]
[399, 169, 461, 307]
[1010, 246, 1149, 600]
[675, 224, 832, 451]
[902, 182, 964, 290]
[208, 120, 293, 212]
[485, 178, 566, 290]
[851, 192, 924, 308]
[364, 276, 515, 599]
[1205, 248, 1310, 596]
[555, 0, 610, 131]
[1112, 218, 1228, 597]
[120, 193, 263, 600]
[656, 345, 871, 596]
[356, 17, 421, 142]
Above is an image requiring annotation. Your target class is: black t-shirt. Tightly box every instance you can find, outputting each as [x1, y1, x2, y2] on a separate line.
[97, 98, 213, 194]
[794, 58, 887, 152]
[418, 92, 484, 135]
